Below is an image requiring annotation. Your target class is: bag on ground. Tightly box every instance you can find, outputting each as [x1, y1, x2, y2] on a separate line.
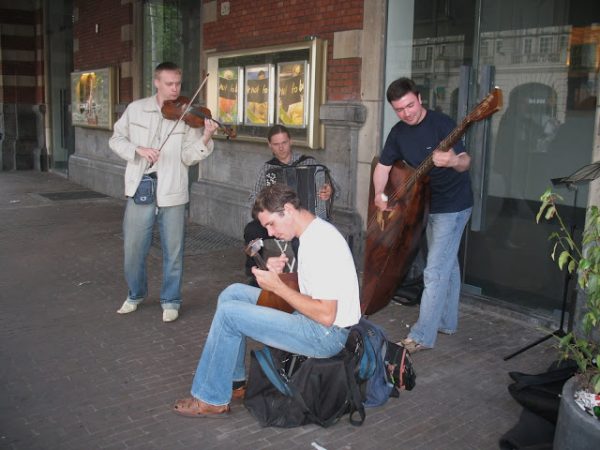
[244, 346, 365, 428]
[347, 317, 416, 407]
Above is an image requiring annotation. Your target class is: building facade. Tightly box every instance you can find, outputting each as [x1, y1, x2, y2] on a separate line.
[1, 0, 599, 323]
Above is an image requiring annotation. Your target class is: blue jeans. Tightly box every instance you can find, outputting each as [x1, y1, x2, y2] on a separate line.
[190, 283, 349, 406]
[122, 198, 185, 310]
[407, 207, 472, 348]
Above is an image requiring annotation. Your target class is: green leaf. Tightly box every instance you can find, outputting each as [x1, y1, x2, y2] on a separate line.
[544, 205, 556, 221]
[558, 251, 570, 270]
[593, 375, 600, 395]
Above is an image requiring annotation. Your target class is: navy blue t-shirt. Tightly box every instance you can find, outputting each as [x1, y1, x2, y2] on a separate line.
[380, 109, 473, 214]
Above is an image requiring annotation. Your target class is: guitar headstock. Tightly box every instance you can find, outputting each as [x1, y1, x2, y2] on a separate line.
[466, 88, 503, 123]
[244, 238, 264, 258]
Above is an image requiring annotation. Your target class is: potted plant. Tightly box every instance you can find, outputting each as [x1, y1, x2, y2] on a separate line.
[536, 188, 600, 449]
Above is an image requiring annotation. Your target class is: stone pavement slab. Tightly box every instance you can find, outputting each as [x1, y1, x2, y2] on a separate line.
[0, 172, 558, 450]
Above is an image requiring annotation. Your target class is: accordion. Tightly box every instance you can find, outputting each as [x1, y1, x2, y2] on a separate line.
[265, 164, 333, 219]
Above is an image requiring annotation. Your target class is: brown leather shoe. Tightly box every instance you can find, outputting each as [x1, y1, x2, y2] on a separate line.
[172, 397, 230, 418]
[231, 386, 246, 401]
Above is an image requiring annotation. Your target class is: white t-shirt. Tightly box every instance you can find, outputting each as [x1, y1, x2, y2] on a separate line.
[297, 218, 361, 328]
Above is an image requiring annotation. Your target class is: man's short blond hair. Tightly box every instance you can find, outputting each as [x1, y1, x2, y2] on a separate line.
[154, 62, 181, 79]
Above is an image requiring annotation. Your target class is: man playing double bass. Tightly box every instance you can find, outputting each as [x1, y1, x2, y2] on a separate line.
[172, 183, 361, 417]
[372, 77, 473, 352]
[109, 62, 218, 323]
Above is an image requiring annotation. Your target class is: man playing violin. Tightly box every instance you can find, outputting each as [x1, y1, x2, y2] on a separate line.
[244, 124, 337, 283]
[172, 183, 361, 417]
[109, 61, 218, 322]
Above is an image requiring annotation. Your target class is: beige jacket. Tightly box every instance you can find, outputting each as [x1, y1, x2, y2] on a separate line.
[109, 95, 214, 207]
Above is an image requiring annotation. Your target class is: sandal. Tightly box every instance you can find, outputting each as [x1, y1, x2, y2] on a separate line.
[172, 397, 230, 418]
[397, 338, 430, 353]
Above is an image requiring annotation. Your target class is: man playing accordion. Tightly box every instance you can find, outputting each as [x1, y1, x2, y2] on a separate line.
[244, 124, 337, 283]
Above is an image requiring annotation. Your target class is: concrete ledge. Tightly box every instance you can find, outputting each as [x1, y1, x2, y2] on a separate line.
[190, 179, 250, 239]
[68, 154, 125, 199]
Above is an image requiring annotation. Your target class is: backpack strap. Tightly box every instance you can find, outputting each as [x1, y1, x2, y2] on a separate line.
[265, 156, 285, 166]
[344, 353, 367, 426]
[292, 154, 316, 166]
[265, 154, 316, 167]
[398, 346, 408, 388]
[254, 347, 293, 396]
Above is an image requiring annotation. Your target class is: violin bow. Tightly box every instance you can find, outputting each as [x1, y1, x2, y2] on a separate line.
[150, 74, 210, 167]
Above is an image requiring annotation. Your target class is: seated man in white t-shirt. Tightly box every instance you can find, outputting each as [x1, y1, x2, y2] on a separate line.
[173, 183, 361, 418]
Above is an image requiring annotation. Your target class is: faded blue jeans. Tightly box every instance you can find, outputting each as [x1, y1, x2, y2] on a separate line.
[407, 207, 472, 348]
[190, 283, 349, 406]
[122, 198, 185, 310]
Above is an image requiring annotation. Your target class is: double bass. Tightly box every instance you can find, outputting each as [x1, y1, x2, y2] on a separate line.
[361, 88, 503, 315]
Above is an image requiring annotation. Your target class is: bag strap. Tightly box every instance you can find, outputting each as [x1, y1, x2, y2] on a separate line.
[345, 354, 366, 426]
[254, 347, 293, 396]
[265, 154, 316, 167]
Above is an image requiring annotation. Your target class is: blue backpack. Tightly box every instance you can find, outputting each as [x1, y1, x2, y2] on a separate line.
[348, 317, 415, 407]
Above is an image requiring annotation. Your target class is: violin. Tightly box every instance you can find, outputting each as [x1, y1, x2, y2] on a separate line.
[161, 96, 237, 139]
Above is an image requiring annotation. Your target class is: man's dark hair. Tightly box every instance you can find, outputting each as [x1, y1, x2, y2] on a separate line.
[267, 124, 291, 142]
[386, 77, 419, 103]
[154, 62, 181, 78]
[252, 183, 301, 219]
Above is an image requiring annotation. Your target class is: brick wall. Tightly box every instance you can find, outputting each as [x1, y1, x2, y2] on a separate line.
[203, 0, 364, 101]
[74, 0, 133, 101]
[34, 8, 44, 104]
[0, 6, 37, 104]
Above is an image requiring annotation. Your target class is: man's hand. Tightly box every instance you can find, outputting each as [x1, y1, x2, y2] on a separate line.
[265, 254, 288, 274]
[136, 146, 160, 164]
[252, 254, 288, 291]
[374, 192, 394, 212]
[432, 148, 471, 172]
[372, 163, 394, 211]
[318, 183, 332, 201]
[202, 118, 219, 145]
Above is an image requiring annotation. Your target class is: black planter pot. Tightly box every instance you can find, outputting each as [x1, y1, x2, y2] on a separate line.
[553, 377, 600, 450]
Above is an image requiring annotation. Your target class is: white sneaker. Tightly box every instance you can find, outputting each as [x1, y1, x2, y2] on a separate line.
[163, 309, 179, 322]
[117, 299, 138, 314]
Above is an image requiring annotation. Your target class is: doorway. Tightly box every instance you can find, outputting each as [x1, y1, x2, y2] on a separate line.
[384, 0, 599, 314]
[46, 0, 74, 174]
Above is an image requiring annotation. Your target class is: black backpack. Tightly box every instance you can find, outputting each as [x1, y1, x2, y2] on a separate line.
[244, 346, 365, 428]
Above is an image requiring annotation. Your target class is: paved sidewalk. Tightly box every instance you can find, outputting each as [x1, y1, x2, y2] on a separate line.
[0, 171, 558, 450]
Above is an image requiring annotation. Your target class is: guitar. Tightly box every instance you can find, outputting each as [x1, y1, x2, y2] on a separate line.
[244, 238, 296, 313]
[361, 88, 504, 315]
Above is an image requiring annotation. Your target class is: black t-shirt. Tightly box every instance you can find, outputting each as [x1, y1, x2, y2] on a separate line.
[380, 109, 473, 214]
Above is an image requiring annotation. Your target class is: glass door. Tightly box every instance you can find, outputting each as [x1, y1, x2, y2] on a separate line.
[464, 0, 599, 313]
